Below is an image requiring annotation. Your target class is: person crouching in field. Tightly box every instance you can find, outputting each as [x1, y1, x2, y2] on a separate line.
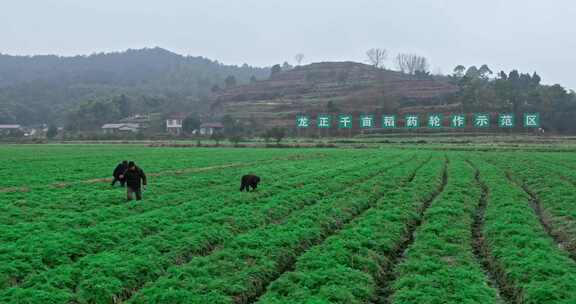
[120, 161, 147, 201]
[111, 160, 128, 187]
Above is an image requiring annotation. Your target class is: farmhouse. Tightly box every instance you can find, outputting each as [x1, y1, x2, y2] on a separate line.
[198, 122, 224, 136]
[0, 124, 23, 136]
[166, 113, 187, 135]
[101, 123, 141, 134]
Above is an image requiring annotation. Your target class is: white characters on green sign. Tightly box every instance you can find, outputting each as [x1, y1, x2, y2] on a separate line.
[524, 113, 539, 128]
[317, 115, 331, 128]
[405, 115, 419, 128]
[451, 114, 466, 128]
[295, 112, 538, 130]
[428, 114, 442, 128]
[499, 114, 514, 128]
[296, 115, 310, 128]
[339, 114, 352, 129]
[474, 114, 490, 128]
[382, 115, 396, 128]
[360, 115, 374, 128]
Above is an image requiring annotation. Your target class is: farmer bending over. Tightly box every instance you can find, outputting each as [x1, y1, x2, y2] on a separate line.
[111, 160, 128, 187]
[120, 161, 147, 201]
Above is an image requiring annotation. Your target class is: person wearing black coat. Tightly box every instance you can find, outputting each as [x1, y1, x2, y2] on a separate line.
[111, 160, 128, 187]
[120, 161, 147, 201]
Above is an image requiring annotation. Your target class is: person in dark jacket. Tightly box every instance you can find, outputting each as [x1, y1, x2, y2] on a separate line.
[120, 161, 147, 201]
[111, 160, 128, 187]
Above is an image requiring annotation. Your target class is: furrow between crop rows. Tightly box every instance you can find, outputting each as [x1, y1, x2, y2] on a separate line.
[505, 171, 576, 262]
[0, 152, 332, 226]
[119, 154, 424, 304]
[1, 154, 421, 303]
[473, 157, 576, 303]
[123, 155, 431, 304]
[467, 160, 513, 304]
[0, 151, 363, 238]
[497, 155, 576, 262]
[384, 158, 499, 303]
[374, 156, 448, 304]
[1, 153, 400, 290]
[246, 155, 435, 304]
[256, 156, 445, 304]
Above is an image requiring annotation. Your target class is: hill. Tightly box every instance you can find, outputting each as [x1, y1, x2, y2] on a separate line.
[0, 47, 269, 125]
[210, 62, 459, 128]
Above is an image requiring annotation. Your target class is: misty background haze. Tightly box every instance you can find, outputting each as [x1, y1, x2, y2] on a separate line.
[2, 0, 575, 89]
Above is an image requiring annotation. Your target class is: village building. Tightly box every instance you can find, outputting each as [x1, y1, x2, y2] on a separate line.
[0, 124, 23, 136]
[166, 113, 187, 135]
[198, 122, 224, 136]
[101, 123, 141, 134]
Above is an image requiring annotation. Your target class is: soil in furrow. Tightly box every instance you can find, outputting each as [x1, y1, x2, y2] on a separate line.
[467, 160, 514, 304]
[116, 155, 425, 303]
[239, 156, 434, 304]
[374, 156, 449, 304]
[505, 171, 576, 262]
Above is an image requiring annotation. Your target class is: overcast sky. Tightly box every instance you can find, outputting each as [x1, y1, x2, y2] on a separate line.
[2, 0, 575, 89]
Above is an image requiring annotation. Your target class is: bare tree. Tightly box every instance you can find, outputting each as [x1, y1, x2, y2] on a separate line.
[395, 53, 429, 75]
[295, 53, 305, 66]
[366, 48, 387, 68]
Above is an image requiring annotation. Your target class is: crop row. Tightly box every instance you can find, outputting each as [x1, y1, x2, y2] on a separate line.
[126, 155, 433, 304]
[0, 146, 311, 189]
[0, 150, 351, 231]
[472, 158, 576, 303]
[389, 158, 497, 303]
[0, 152, 401, 291]
[499, 155, 576, 261]
[257, 156, 445, 304]
[0, 154, 421, 303]
[0, 149, 335, 223]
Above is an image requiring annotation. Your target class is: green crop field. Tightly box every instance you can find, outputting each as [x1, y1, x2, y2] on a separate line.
[1, 144, 576, 304]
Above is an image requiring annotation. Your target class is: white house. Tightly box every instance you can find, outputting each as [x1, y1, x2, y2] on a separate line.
[199, 122, 224, 136]
[166, 114, 186, 135]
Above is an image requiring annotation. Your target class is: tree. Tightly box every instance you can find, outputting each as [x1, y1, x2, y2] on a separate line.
[182, 114, 201, 134]
[265, 127, 286, 145]
[465, 66, 479, 78]
[225, 75, 237, 88]
[211, 84, 221, 93]
[326, 101, 340, 113]
[262, 130, 272, 143]
[270, 64, 282, 77]
[221, 115, 237, 133]
[221, 114, 245, 140]
[64, 99, 121, 131]
[211, 132, 225, 146]
[282, 62, 293, 70]
[250, 75, 258, 83]
[478, 64, 493, 79]
[228, 134, 243, 146]
[395, 53, 429, 74]
[532, 72, 541, 86]
[453, 65, 466, 77]
[113, 94, 131, 118]
[366, 48, 387, 68]
[46, 125, 58, 139]
[414, 70, 432, 79]
[295, 53, 305, 66]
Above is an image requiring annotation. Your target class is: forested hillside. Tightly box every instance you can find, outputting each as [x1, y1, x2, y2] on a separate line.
[0, 47, 269, 126]
[212, 63, 576, 133]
